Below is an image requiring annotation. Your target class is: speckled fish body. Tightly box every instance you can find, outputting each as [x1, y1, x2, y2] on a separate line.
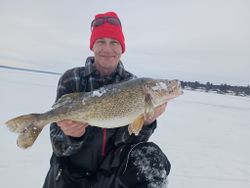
[6, 77, 183, 148]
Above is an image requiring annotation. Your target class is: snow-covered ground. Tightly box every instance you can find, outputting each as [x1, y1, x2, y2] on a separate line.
[0, 69, 250, 188]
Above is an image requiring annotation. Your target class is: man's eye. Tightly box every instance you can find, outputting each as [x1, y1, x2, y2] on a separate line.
[97, 40, 105, 44]
[111, 41, 119, 45]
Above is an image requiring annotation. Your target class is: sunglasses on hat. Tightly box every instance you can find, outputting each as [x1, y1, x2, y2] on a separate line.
[91, 16, 122, 31]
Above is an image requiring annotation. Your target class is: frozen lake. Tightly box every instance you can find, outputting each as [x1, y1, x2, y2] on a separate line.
[0, 69, 250, 188]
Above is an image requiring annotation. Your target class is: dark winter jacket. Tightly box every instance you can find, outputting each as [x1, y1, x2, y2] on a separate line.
[43, 57, 158, 187]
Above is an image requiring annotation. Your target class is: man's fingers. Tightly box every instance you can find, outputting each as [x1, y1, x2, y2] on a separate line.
[61, 123, 87, 131]
[57, 120, 89, 137]
[156, 102, 167, 116]
[57, 120, 88, 128]
[64, 124, 88, 137]
[66, 126, 87, 137]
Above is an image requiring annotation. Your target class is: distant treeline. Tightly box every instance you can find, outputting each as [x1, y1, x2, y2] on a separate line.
[181, 81, 250, 97]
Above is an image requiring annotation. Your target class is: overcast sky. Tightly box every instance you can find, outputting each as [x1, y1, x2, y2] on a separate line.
[0, 0, 249, 85]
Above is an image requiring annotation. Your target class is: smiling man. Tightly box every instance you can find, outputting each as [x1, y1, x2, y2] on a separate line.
[92, 38, 122, 76]
[43, 11, 171, 188]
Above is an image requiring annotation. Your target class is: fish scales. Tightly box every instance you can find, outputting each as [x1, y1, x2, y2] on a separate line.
[45, 79, 145, 126]
[5, 77, 183, 148]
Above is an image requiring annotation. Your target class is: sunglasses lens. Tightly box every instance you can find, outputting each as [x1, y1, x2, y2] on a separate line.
[91, 17, 121, 31]
[92, 19, 104, 27]
[107, 17, 121, 25]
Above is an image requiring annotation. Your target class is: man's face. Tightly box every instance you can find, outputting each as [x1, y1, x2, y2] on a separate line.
[92, 38, 122, 74]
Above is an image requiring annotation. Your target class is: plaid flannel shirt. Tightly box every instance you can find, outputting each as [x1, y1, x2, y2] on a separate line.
[50, 57, 156, 157]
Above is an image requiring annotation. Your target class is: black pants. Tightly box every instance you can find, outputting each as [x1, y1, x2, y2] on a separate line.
[43, 142, 171, 188]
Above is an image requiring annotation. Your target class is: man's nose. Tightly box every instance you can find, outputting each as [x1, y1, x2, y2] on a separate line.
[102, 43, 113, 52]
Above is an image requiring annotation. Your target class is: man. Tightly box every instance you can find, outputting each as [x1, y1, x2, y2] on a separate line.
[43, 11, 171, 188]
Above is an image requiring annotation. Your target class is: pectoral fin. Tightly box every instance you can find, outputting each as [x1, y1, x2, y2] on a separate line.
[144, 94, 155, 120]
[128, 115, 144, 136]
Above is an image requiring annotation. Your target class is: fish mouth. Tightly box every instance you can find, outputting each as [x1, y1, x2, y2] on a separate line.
[171, 80, 183, 96]
[177, 81, 184, 95]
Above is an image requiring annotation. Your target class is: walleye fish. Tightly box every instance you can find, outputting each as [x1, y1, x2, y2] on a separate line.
[6, 77, 183, 149]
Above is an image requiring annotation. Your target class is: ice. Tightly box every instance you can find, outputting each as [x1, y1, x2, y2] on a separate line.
[1, 69, 250, 187]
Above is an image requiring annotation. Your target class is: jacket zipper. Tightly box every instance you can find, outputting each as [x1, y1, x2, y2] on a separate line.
[102, 128, 107, 157]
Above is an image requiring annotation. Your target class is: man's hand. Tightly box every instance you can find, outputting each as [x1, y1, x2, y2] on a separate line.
[144, 102, 167, 126]
[57, 120, 89, 137]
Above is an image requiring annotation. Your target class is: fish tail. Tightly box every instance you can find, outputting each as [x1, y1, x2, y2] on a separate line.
[5, 114, 46, 149]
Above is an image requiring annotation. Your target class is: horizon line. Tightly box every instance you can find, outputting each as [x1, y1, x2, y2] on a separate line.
[0, 65, 62, 75]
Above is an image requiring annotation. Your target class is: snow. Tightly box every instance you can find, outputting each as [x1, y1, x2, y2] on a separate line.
[1, 69, 250, 188]
[152, 81, 168, 91]
[92, 88, 107, 97]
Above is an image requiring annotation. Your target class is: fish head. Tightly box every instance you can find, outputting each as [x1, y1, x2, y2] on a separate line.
[143, 78, 183, 106]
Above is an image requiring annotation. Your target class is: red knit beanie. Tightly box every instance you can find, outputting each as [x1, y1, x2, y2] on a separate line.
[90, 12, 125, 53]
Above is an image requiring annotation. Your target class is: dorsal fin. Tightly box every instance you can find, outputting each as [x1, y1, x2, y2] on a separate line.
[52, 92, 82, 109]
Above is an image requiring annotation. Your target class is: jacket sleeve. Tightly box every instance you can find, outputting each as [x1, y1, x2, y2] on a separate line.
[50, 68, 87, 157]
[113, 121, 157, 147]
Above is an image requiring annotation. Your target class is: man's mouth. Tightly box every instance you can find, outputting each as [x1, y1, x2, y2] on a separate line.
[100, 55, 115, 58]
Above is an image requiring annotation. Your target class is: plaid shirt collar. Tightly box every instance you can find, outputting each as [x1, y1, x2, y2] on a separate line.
[84, 56, 126, 78]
